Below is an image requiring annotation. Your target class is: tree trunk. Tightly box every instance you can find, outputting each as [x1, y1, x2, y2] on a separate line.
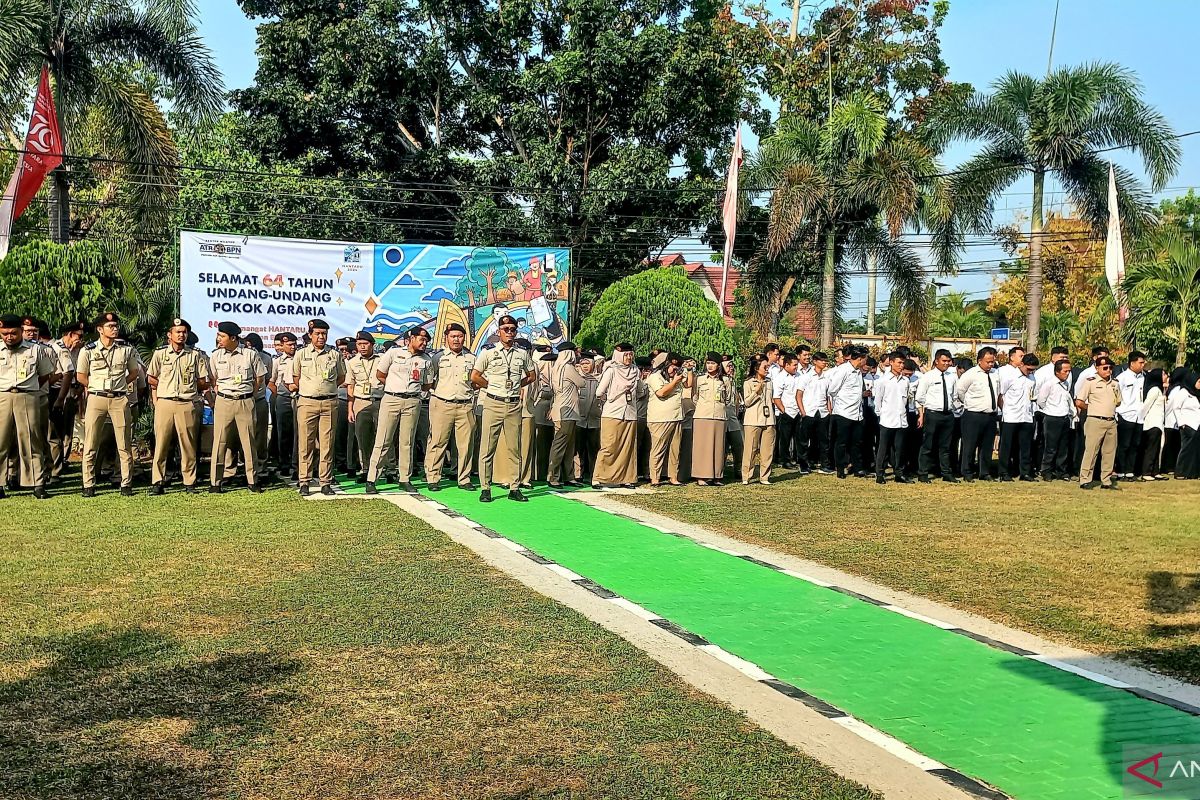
[1177, 304, 1189, 368]
[48, 167, 70, 244]
[866, 252, 877, 335]
[1024, 169, 1045, 351]
[820, 229, 836, 349]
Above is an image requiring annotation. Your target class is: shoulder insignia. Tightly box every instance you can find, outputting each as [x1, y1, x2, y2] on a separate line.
[483, 343, 497, 350]
[84, 342, 97, 350]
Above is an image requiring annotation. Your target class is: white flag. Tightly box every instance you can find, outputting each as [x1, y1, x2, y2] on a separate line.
[1104, 163, 1127, 321]
[719, 126, 742, 310]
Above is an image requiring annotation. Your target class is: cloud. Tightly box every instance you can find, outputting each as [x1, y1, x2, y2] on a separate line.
[395, 273, 423, 288]
[421, 287, 456, 303]
[434, 254, 469, 277]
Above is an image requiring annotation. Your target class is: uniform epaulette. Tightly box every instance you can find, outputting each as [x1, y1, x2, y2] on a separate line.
[156, 344, 168, 351]
[482, 343, 497, 350]
[83, 342, 97, 350]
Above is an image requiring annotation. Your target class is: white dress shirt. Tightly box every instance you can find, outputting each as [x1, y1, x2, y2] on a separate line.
[797, 370, 830, 417]
[954, 366, 998, 413]
[1142, 386, 1165, 431]
[1037, 376, 1076, 424]
[998, 369, 1035, 424]
[1168, 387, 1200, 430]
[827, 364, 865, 421]
[873, 372, 909, 429]
[773, 369, 800, 417]
[915, 367, 957, 412]
[1116, 369, 1146, 423]
[1078, 365, 1097, 384]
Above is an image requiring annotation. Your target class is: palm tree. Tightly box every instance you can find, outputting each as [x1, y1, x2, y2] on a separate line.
[1038, 309, 1082, 350]
[928, 63, 1180, 351]
[929, 307, 990, 339]
[741, 92, 962, 348]
[1124, 226, 1200, 367]
[0, 0, 223, 241]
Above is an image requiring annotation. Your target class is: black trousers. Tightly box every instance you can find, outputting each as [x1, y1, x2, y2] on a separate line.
[1162, 428, 1181, 474]
[998, 421, 1034, 479]
[859, 407, 878, 473]
[1040, 415, 1072, 478]
[832, 415, 862, 476]
[949, 416, 963, 476]
[798, 414, 828, 469]
[273, 394, 297, 474]
[1116, 418, 1142, 475]
[960, 411, 997, 479]
[875, 426, 906, 479]
[919, 410, 955, 479]
[902, 411, 921, 475]
[775, 413, 800, 466]
[1140, 427, 1163, 477]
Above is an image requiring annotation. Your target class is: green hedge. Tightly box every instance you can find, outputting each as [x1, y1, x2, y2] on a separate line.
[0, 241, 112, 330]
[576, 266, 736, 360]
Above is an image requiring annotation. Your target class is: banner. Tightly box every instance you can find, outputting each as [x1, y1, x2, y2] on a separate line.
[0, 65, 64, 260]
[180, 231, 571, 353]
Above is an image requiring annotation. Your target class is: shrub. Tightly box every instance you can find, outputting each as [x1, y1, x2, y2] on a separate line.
[0, 241, 112, 329]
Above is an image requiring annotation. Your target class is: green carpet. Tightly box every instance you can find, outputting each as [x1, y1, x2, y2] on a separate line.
[345, 479, 1200, 799]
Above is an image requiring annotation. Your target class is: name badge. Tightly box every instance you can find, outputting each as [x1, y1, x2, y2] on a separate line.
[412, 368, 421, 382]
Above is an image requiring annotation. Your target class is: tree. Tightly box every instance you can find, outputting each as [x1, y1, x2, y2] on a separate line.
[929, 292, 991, 338]
[0, 0, 223, 241]
[0, 240, 111, 328]
[1123, 226, 1200, 368]
[576, 267, 735, 360]
[740, 92, 960, 348]
[1037, 309, 1082, 351]
[929, 63, 1180, 350]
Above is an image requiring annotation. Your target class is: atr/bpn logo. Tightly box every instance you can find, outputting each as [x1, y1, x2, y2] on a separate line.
[1124, 745, 1200, 798]
[1128, 753, 1164, 789]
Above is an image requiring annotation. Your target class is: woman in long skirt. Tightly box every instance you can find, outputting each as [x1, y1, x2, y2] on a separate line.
[1168, 368, 1200, 479]
[593, 344, 643, 487]
[691, 352, 730, 486]
[741, 354, 776, 484]
[547, 347, 585, 487]
[1139, 368, 1167, 480]
[646, 352, 690, 486]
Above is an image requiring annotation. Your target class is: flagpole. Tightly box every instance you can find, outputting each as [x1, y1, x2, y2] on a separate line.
[719, 127, 742, 312]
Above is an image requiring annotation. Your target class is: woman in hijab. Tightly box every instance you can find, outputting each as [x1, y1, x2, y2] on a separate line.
[547, 345, 585, 487]
[1139, 367, 1168, 480]
[1166, 368, 1200, 479]
[691, 351, 731, 485]
[646, 352, 691, 486]
[741, 354, 776, 484]
[722, 355, 744, 471]
[593, 343, 643, 487]
[575, 352, 601, 481]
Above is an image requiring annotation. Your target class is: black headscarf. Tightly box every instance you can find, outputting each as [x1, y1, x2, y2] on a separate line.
[1144, 368, 1166, 400]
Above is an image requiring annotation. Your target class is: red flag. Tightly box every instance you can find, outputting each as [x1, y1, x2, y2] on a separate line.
[0, 65, 64, 260]
[719, 126, 743, 310]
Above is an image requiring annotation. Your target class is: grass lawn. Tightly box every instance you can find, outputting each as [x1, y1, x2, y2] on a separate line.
[622, 471, 1200, 684]
[0, 479, 876, 800]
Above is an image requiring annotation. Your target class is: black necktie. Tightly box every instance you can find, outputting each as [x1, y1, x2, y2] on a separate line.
[941, 372, 948, 411]
[986, 372, 996, 411]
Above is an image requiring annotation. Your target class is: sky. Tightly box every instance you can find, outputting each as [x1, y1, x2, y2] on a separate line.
[196, 0, 1200, 322]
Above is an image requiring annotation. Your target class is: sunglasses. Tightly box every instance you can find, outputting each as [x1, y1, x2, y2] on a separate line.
[499, 325, 517, 332]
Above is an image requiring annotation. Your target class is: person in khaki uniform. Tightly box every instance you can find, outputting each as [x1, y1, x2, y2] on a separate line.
[244, 333, 273, 482]
[76, 312, 139, 496]
[646, 352, 691, 486]
[269, 332, 297, 477]
[146, 318, 210, 494]
[470, 314, 536, 503]
[495, 338, 541, 488]
[290, 318, 346, 496]
[346, 331, 384, 483]
[49, 321, 84, 478]
[0, 314, 54, 498]
[593, 344, 644, 488]
[547, 346, 585, 487]
[20, 316, 55, 487]
[424, 323, 476, 491]
[722, 355, 744, 472]
[1075, 355, 1122, 490]
[691, 352, 731, 485]
[741, 354, 776, 484]
[364, 326, 432, 493]
[209, 321, 266, 493]
[532, 348, 556, 483]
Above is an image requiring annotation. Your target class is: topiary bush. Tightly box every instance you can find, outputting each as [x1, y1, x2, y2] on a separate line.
[0, 240, 112, 329]
[576, 266, 736, 360]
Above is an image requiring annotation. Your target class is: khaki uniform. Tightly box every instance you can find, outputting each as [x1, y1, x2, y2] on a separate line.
[292, 344, 346, 486]
[30, 341, 54, 484]
[147, 345, 210, 486]
[270, 351, 296, 474]
[1076, 374, 1122, 486]
[77, 340, 137, 488]
[48, 339, 78, 475]
[367, 347, 431, 483]
[475, 343, 535, 490]
[646, 371, 684, 483]
[496, 372, 540, 487]
[742, 377, 776, 482]
[0, 341, 54, 488]
[424, 348, 477, 486]
[548, 355, 585, 484]
[210, 345, 266, 486]
[251, 349, 273, 478]
[347, 353, 384, 477]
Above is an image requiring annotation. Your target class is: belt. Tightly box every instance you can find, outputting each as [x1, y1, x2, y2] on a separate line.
[355, 396, 382, 403]
[926, 408, 953, 414]
[432, 396, 472, 404]
[3, 387, 30, 393]
[217, 392, 253, 401]
[1090, 415, 1115, 421]
[486, 393, 520, 403]
[385, 391, 419, 399]
[89, 390, 125, 398]
[157, 397, 195, 402]
[300, 394, 337, 401]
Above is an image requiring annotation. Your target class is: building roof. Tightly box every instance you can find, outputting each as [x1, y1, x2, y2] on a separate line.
[646, 253, 740, 325]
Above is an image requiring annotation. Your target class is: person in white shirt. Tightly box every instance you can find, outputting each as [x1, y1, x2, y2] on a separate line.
[1166, 367, 1200, 479]
[860, 356, 879, 474]
[771, 353, 801, 468]
[996, 346, 1025, 387]
[954, 346, 1000, 481]
[764, 343, 783, 383]
[1033, 346, 1070, 469]
[997, 353, 1039, 481]
[1115, 351, 1147, 478]
[873, 353, 913, 483]
[1036, 357, 1076, 481]
[796, 352, 833, 473]
[915, 349, 958, 482]
[827, 346, 868, 478]
[1139, 367, 1168, 480]
[796, 345, 814, 378]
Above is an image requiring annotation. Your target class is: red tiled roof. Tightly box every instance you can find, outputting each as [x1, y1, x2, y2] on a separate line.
[683, 262, 740, 316]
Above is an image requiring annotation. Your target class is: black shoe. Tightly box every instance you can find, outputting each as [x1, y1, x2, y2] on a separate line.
[248, 483, 264, 494]
[480, 488, 493, 503]
[184, 484, 200, 494]
[428, 480, 442, 492]
[963, 476, 976, 483]
[149, 483, 165, 496]
[1080, 481, 1097, 490]
[299, 484, 311, 496]
[31, 486, 48, 500]
[320, 484, 335, 496]
[508, 488, 529, 502]
[364, 482, 378, 495]
[854, 471, 868, 478]
[918, 476, 932, 484]
[82, 487, 96, 497]
[876, 477, 886, 484]
[120, 486, 134, 497]
[896, 476, 915, 484]
[836, 470, 846, 479]
[355, 472, 367, 484]
[1100, 482, 1120, 490]
[1019, 475, 1037, 482]
[944, 476, 960, 483]
[999, 475, 1014, 482]
[401, 482, 417, 493]
[209, 484, 223, 494]
[458, 482, 474, 491]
